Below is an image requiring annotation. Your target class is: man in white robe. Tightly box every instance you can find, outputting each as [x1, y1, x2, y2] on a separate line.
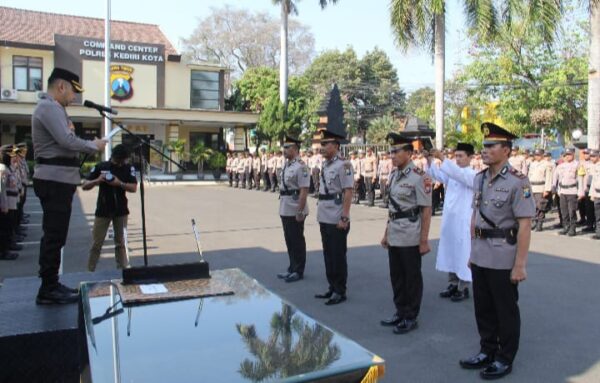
[428, 143, 476, 301]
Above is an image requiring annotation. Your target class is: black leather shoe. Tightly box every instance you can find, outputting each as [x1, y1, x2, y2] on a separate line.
[10, 243, 23, 251]
[380, 313, 402, 326]
[284, 272, 303, 283]
[315, 291, 333, 299]
[36, 286, 79, 305]
[440, 284, 458, 298]
[568, 228, 577, 237]
[20, 219, 30, 224]
[277, 272, 291, 279]
[558, 228, 568, 235]
[480, 361, 512, 380]
[552, 223, 563, 229]
[393, 318, 418, 334]
[451, 288, 470, 302]
[582, 226, 595, 233]
[459, 353, 493, 369]
[325, 293, 346, 305]
[0, 251, 18, 260]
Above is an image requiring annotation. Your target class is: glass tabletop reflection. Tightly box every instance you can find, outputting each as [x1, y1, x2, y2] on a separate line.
[80, 268, 383, 383]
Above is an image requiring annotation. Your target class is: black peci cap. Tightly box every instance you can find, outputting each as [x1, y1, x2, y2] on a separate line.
[456, 142, 474, 155]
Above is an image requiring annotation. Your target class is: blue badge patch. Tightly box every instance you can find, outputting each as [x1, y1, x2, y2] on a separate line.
[523, 187, 531, 198]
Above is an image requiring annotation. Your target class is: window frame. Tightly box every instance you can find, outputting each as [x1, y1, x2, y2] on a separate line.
[12, 55, 43, 92]
[190, 70, 220, 110]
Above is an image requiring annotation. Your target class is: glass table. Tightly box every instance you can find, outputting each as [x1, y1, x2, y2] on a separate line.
[79, 268, 384, 383]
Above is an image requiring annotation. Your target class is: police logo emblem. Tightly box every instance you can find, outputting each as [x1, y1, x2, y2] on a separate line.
[110, 65, 134, 101]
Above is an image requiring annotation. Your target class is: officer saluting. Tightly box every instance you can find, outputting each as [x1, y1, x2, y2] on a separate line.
[314, 129, 354, 305]
[32, 68, 107, 304]
[277, 135, 310, 283]
[460, 123, 535, 380]
[380, 133, 432, 334]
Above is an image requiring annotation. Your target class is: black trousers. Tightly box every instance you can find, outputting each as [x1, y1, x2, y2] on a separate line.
[583, 195, 596, 228]
[319, 223, 349, 295]
[388, 246, 423, 320]
[281, 216, 306, 275]
[228, 171, 233, 186]
[533, 193, 550, 223]
[432, 186, 443, 213]
[262, 170, 271, 191]
[364, 176, 375, 205]
[0, 211, 12, 255]
[33, 179, 76, 287]
[472, 264, 520, 364]
[595, 200, 600, 234]
[253, 170, 261, 190]
[380, 179, 389, 206]
[269, 171, 278, 191]
[559, 194, 578, 229]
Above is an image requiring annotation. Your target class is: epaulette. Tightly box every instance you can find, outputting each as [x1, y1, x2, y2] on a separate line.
[412, 167, 424, 175]
[509, 167, 526, 179]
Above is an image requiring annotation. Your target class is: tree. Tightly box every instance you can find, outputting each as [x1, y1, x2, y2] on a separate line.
[273, 0, 340, 113]
[181, 5, 315, 79]
[587, 0, 600, 149]
[189, 142, 213, 178]
[406, 87, 435, 127]
[390, 0, 564, 149]
[366, 115, 398, 144]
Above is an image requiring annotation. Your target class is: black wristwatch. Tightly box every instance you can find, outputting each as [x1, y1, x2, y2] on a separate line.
[340, 216, 350, 223]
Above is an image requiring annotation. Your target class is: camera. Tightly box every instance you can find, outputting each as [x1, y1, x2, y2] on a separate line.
[101, 170, 114, 182]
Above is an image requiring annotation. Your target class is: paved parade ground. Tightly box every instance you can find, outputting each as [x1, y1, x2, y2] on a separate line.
[3, 184, 600, 382]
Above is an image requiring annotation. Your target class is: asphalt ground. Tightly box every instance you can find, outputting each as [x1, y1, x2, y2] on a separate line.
[1, 184, 599, 383]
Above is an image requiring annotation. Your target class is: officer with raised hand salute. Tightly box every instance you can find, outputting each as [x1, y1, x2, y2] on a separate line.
[276, 135, 310, 283]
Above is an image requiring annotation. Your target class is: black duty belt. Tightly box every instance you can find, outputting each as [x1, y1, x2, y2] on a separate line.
[6, 191, 18, 197]
[280, 190, 300, 196]
[474, 227, 515, 239]
[318, 193, 342, 201]
[531, 181, 545, 185]
[559, 183, 577, 188]
[389, 207, 420, 221]
[596, 188, 600, 193]
[36, 157, 80, 167]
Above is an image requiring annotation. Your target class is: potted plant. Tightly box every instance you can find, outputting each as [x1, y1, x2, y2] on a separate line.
[208, 151, 227, 181]
[190, 142, 213, 180]
[166, 139, 186, 176]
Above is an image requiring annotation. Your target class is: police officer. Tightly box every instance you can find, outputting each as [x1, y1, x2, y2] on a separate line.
[276, 135, 310, 283]
[528, 149, 553, 231]
[350, 151, 362, 204]
[362, 147, 377, 206]
[460, 123, 535, 380]
[32, 68, 106, 304]
[552, 148, 584, 236]
[0, 145, 18, 260]
[226, 152, 234, 187]
[579, 149, 595, 232]
[380, 133, 432, 334]
[314, 130, 354, 305]
[508, 146, 528, 174]
[586, 150, 600, 239]
[252, 152, 262, 191]
[378, 152, 393, 208]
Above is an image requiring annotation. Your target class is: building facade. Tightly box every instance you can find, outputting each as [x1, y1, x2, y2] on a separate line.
[0, 6, 257, 169]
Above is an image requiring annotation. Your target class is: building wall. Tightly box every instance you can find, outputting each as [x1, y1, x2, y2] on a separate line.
[0, 47, 54, 102]
[82, 60, 157, 108]
[165, 62, 190, 109]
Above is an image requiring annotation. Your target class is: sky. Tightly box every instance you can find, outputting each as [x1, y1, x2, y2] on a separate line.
[2, 0, 475, 92]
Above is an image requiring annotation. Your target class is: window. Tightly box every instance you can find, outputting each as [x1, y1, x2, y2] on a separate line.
[13, 56, 43, 91]
[190, 71, 220, 110]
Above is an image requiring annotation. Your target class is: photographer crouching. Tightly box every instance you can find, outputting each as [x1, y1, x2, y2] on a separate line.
[82, 144, 137, 271]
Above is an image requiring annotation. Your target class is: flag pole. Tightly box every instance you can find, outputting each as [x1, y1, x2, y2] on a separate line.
[104, 0, 112, 160]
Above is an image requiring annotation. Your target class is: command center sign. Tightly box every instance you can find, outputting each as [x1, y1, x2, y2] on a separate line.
[55, 35, 165, 65]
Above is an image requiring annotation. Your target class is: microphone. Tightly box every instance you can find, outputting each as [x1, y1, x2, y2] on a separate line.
[83, 100, 119, 115]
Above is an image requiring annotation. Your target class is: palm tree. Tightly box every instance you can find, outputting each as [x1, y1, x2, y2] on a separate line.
[390, 0, 562, 149]
[272, 1, 339, 114]
[189, 142, 213, 179]
[366, 115, 398, 144]
[588, 0, 600, 149]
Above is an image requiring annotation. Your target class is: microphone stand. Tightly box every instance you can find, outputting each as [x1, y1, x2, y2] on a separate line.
[97, 111, 184, 267]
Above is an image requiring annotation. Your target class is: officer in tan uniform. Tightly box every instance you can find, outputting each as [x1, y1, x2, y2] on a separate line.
[508, 146, 528, 174]
[378, 152, 393, 208]
[314, 130, 354, 305]
[528, 149, 553, 231]
[0, 145, 17, 260]
[252, 152, 262, 191]
[226, 153, 234, 187]
[460, 123, 535, 380]
[268, 152, 277, 192]
[277, 135, 311, 283]
[586, 150, 600, 239]
[552, 148, 584, 236]
[275, 151, 285, 191]
[350, 151, 362, 204]
[579, 149, 595, 232]
[362, 147, 378, 206]
[380, 133, 432, 334]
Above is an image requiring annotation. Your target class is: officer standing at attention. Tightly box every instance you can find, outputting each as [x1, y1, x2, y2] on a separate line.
[587, 150, 600, 239]
[0, 145, 18, 260]
[362, 147, 378, 207]
[552, 148, 584, 236]
[460, 122, 535, 380]
[528, 149, 553, 231]
[314, 129, 354, 305]
[380, 133, 432, 334]
[32, 68, 106, 304]
[276, 135, 310, 283]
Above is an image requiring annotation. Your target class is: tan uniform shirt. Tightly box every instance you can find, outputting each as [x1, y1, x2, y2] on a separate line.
[226, 157, 233, 172]
[588, 162, 600, 200]
[252, 156, 261, 172]
[236, 157, 245, 174]
[528, 159, 553, 193]
[471, 164, 535, 270]
[386, 161, 432, 247]
[351, 158, 362, 181]
[317, 155, 354, 224]
[508, 155, 528, 175]
[279, 158, 310, 217]
[378, 159, 393, 180]
[362, 154, 377, 178]
[582, 160, 594, 190]
[552, 160, 583, 196]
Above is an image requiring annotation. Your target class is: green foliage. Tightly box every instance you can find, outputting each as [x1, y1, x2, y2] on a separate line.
[406, 87, 435, 127]
[80, 162, 97, 178]
[366, 115, 398, 144]
[189, 142, 214, 175]
[167, 139, 186, 160]
[208, 151, 227, 169]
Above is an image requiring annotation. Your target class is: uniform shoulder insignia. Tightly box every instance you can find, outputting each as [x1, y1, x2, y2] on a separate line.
[412, 167, 424, 175]
[298, 159, 305, 164]
[509, 167, 526, 179]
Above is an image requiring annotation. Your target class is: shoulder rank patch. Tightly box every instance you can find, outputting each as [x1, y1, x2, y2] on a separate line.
[344, 162, 352, 176]
[423, 176, 432, 194]
[413, 167, 424, 175]
[509, 167, 526, 179]
[302, 166, 309, 177]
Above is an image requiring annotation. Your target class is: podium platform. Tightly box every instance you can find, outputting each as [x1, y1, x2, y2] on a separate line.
[80, 268, 385, 383]
[0, 271, 119, 383]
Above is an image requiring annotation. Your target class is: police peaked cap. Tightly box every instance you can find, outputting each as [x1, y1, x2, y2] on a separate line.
[386, 132, 414, 151]
[481, 122, 518, 145]
[48, 68, 84, 93]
